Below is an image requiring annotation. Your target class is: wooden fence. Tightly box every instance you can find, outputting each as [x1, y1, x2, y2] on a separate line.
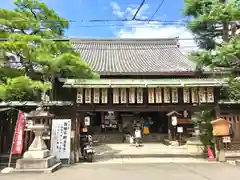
[221, 114, 240, 152]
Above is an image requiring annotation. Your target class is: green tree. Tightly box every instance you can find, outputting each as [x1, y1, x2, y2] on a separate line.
[192, 110, 214, 152]
[0, 0, 98, 101]
[184, 0, 240, 50]
[184, 0, 240, 100]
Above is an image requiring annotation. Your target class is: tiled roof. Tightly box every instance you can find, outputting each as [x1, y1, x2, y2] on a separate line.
[70, 38, 197, 75]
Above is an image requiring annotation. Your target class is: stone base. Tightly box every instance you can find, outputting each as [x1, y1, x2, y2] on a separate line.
[16, 155, 58, 169]
[186, 138, 205, 155]
[13, 162, 62, 173]
[23, 149, 50, 159]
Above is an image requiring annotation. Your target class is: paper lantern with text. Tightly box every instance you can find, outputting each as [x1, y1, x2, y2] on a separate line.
[211, 118, 229, 136]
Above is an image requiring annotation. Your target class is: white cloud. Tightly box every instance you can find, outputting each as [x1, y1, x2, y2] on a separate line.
[109, 2, 198, 53]
[110, 2, 125, 18]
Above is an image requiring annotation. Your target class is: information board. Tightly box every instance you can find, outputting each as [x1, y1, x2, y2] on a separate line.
[51, 119, 71, 161]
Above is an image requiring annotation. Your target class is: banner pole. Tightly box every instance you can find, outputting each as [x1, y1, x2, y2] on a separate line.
[7, 111, 20, 168]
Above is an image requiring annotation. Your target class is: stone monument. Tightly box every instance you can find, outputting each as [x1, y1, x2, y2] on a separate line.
[14, 105, 62, 173]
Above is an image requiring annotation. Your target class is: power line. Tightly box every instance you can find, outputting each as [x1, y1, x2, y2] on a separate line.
[0, 37, 210, 41]
[132, 0, 145, 20]
[7, 19, 240, 23]
[0, 44, 199, 50]
[148, 0, 165, 23]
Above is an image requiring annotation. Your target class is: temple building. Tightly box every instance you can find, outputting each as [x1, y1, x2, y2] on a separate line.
[1, 38, 240, 166]
[56, 38, 226, 143]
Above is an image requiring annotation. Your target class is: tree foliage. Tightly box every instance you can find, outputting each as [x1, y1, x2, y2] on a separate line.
[192, 110, 214, 151]
[0, 0, 98, 101]
[184, 0, 240, 50]
[184, 0, 240, 100]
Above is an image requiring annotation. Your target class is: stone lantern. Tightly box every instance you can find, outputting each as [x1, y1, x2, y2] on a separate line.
[15, 105, 61, 173]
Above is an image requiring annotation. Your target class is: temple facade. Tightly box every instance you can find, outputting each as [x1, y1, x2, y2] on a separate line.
[56, 38, 226, 143]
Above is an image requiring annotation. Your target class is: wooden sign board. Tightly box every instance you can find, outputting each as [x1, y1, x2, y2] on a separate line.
[211, 118, 229, 136]
[177, 118, 193, 124]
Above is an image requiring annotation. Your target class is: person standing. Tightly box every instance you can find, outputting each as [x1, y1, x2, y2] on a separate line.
[134, 127, 141, 147]
[143, 120, 150, 135]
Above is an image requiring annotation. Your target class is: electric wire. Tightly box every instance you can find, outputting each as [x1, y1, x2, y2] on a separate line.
[148, 0, 165, 23]
[132, 0, 145, 20]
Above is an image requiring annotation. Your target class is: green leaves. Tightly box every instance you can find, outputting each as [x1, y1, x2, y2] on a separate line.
[0, 0, 97, 101]
[0, 76, 51, 101]
[184, 1, 240, 100]
[183, 0, 240, 50]
[192, 110, 214, 148]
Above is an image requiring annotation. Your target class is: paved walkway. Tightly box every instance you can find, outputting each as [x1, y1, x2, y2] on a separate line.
[94, 143, 189, 155]
[1, 163, 239, 180]
[92, 143, 209, 164]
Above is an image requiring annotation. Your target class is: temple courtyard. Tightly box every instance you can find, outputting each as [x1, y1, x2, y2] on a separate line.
[0, 163, 239, 180]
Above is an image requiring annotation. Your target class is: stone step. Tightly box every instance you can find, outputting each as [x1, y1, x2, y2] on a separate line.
[16, 155, 57, 169]
[12, 162, 62, 173]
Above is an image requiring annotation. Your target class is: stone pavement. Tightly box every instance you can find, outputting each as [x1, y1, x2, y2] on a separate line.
[1, 163, 239, 180]
[94, 143, 189, 155]
[92, 143, 208, 164]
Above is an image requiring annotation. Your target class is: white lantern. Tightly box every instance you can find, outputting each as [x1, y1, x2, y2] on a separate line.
[171, 116, 177, 126]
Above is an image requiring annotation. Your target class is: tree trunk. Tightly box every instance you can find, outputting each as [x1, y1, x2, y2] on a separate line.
[220, 0, 229, 42]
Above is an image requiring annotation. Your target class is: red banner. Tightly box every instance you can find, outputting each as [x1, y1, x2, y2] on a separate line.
[12, 111, 26, 155]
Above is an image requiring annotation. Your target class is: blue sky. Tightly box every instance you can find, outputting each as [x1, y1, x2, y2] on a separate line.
[2, 0, 196, 51]
[2, 0, 189, 36]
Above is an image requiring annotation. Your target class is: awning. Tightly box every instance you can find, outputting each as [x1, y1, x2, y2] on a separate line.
[0, 107, 12, 112]
[62, 78, 227, 88]
[0, 101, 73, 107]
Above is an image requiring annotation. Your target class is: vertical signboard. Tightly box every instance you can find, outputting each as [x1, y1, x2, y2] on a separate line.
[155, 88, 162, 103]
[93, 88, 100, 104]
[76, 88, 83, 103]
[120, 88, 127, 103]
[199, 87, 206, 103]
[183, 88, 190, 103]
[163, 88, 171, 103]
[113, 88, 120, 104]
[206, 87, 214, 103]
[148, 88, 155, 104]
[51, 119, 71, 161]
[101, 88, 108, 104]
[191, 88, 198, 103]
[171, 88, 178, 103]
[136, 88, 143, 104]
[129, 88, 135, 104]
[84, 88, 91, 104]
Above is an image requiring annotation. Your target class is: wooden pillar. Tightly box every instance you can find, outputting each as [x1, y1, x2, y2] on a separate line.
[101, 112, 105, 133]
[168, 116, 172, 141]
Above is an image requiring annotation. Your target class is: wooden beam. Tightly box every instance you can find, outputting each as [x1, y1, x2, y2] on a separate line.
[76, 104, 215, 112]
